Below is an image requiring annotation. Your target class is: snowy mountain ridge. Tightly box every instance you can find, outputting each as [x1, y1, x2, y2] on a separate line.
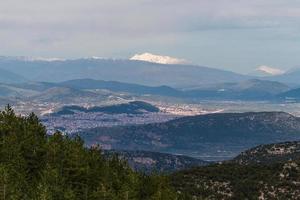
[255, 65, 285, 76]
[130, 52, 188, 65]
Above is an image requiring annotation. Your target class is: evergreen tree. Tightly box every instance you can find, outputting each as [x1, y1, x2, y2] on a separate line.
[0, 106, 178, 200]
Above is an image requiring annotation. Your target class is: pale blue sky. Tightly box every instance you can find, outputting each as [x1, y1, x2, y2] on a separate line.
[1, 0, 300, 73]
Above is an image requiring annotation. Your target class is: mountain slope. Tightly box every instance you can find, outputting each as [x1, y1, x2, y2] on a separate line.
[185, 79, 290, 100]
[232, 141, 300, 165]
[0, 83, 38, 97]
[278, 87, 300, 100]
[171, 159, 300, 199]
[268, 68, 300, 85]
[0, 68, 26, 83]
[78, 112, 300, 160]
[171, 140, 300, 199]
[30, 87, 99, 102]
[58, 79, 182, 96]
[58, 78, 289, 100]
[104, 150, 209, 173]
[250, 65, 285, 77]
[0, 78, 291, 101]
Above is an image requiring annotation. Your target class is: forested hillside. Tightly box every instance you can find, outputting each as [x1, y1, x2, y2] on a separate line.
[3, 105, 300, 200]
[79, 112, 300, 160]
[171, 161, 300, 199]
[170, 142, 300, 199]
[0, 106, 177, 200]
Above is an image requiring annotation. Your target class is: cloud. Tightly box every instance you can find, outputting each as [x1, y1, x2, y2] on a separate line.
[0, 0, 300, 72]
[1, 0, 300, 34]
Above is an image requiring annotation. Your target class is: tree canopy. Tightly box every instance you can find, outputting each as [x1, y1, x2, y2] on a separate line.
[0, 105, 177, 200]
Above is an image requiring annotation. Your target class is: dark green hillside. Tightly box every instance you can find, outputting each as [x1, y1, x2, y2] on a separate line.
[79, 112, 300, 160]
[53, 101, 160, 116]
[171, 141, 300, 199]
[171, 161, 300, 199]
[0, 106, 176, 199]
[232, 141, 300, 165]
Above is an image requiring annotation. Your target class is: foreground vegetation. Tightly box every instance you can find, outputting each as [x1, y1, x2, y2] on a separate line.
[2, 105, 300, 200]
[171, 158, 300, 199]
[0, 106, 177, 199]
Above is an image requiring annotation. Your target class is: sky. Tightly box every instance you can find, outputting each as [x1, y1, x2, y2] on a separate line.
[1, 0, 300, 73]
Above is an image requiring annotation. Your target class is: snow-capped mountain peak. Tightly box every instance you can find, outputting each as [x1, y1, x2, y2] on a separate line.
[255, 65, 285, 76]
[130, 53, 188, 65]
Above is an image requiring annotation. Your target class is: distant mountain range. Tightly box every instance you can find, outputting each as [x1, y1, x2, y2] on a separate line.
[184, 79, 290, 100]
[0, 77, 299, 102]
[58, 79, 182, 97]
[78, 112, 300, 160]
[1, 55, 300, 87]
[0, 56, 250, 87]
[59, 78, 291, 100]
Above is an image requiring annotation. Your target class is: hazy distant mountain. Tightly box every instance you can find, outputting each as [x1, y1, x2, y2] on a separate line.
[268, 68, 300, 85]
[11, 82, 57, 92]
[0, 78, 291, 102]
[221, 79, 289, 95]
[57, 79, 290, 101]
[0, 84, 38, 97]
[0, 56, 250, 88]
[0, 68, 26, 84]
[277, 87, 300, 100]
[250, 65, 285, 77]
[78, 112, 300, 160]
[184, 79, 290, 100]
[70, 78, 291, 100]
[31, 87, 99, 102]
[58, 79, 182, 96]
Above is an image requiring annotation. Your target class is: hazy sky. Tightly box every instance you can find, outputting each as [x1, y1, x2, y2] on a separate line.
[1, 0, 300, 73]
